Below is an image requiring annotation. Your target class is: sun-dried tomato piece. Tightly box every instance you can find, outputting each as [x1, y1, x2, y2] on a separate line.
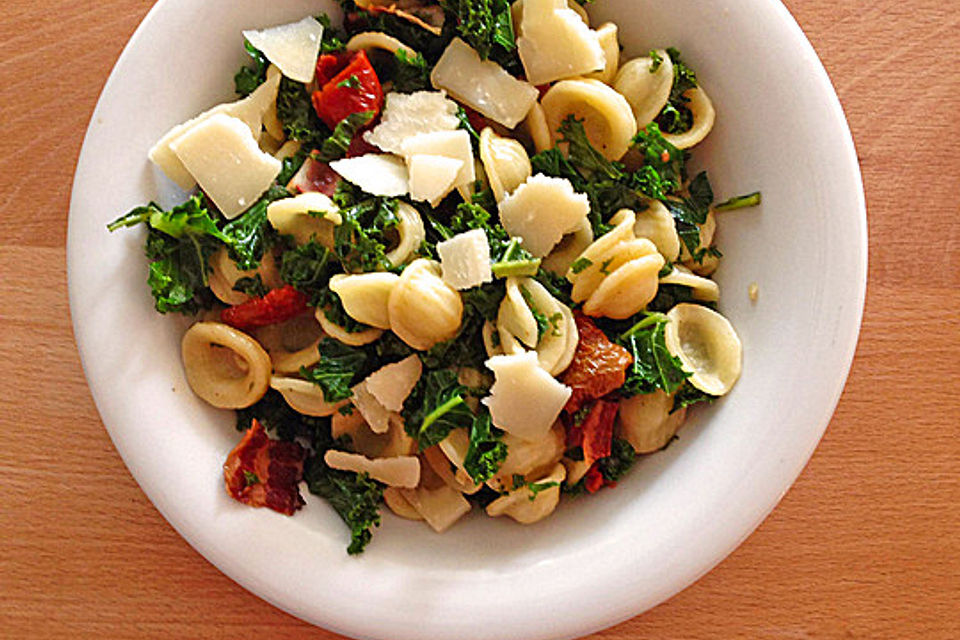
[311, 50, 384, 129]
[287, 154, 341, 196]
[584, 465, 605, 493]
[561, 313, 633, 413]
[223, 420, 306, 515]
[315, 51, 353, 86]
[221, 285, 309, 331]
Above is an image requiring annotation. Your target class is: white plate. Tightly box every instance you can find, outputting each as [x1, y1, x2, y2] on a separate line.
[68, 1, 866, 638]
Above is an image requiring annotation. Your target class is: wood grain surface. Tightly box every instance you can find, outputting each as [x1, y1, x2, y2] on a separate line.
[1, 1, 958, 638]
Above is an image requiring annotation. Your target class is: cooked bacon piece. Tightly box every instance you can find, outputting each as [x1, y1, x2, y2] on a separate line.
[348, 1, 445, 36]
[287, 154, 341, 196]
[560, 313, 633, 413]
[221, 285, 309, 331]
[223, 420, 306, 515]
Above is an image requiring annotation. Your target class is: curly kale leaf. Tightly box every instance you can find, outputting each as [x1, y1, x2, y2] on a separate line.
[615, 313, 690, 396]
[301, 338, 371, 403]
[277, 76, 330, 148]
[332, 182, 401, 272]
[403, 369, 475, 450]
[316, 111, 375, 162]
[392, 49, 432, 93]
[279, 241, 334, 305]
[234, 40, 268, 96]
[656, 48, 700, 134]
[221, 185, 291, 270]
[463, 410, 507, 484]
[304, 457, 383, 555]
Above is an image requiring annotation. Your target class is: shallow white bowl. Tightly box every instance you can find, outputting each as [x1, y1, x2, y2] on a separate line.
[68, 1, 866, 638]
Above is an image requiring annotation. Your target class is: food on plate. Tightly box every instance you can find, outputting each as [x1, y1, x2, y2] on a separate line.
[108, 0, 762, 554]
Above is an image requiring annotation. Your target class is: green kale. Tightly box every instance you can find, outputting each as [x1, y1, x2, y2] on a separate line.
[279, 241, 334, 305]
[715, 191, 762, 211]
[277, 147, 309, 185]
[648, 49, 663, 73]
[646, 284, 717, 314]
[526, 480, 560, 501]
[234, 40, 268, 97]
[221, 184, 291, 270]
[108, 195, 230, 244]
[462, 410, 507, 484]
[301, 338, 370, 403]
[441, 0, 517, 64]
[656, 48, 699, 134]
[336, 74, 362, 89]
[315, 13, 348, 54]
[392, 49, 432, 93]
[663, 171, 713, 255]
[232, 274, 269, 298]
[533, 269, 574, 307]
[403, 369, 475, 450]
[316, 110, 375, 162]
[456, 105, 481, 142]
[596, 438, 636, 482]
[277, 76, 330, 148]
[236, 388, 331, 442]
[343, 5, 451, 63]
[617, 312, 690, 396]
[491, 237, 540, 278]
[631, 123, 684, 194]
[304, 456, 383, 555]
[672, 383, 716, 413]
[332, 182, 401, 272]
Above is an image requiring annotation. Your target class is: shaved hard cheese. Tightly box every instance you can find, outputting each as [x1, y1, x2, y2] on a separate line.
[148, 74, 281, 190]
[498, 174, 590, 257]
[407, 154, 463, 205]
[324, 450, 421, 488]
[482, 352, 572, 442]
[399, 483, 472, 533]
[170, 113, 281, 219]
[437, 229, 493, 290]
[430, 38, 538, 128]
[517, 0, 605, 85]
[364, 355, 423, 412]
[329, 154, 409, 197]
[242, 17, 324, 83]
[364, 91, 460, 155]
[350, 380, 393, 434]
[401, 130, 475, 189]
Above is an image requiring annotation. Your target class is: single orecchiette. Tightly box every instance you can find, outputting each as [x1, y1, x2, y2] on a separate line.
[267, 192, 342, 248]
[542, 218, 594, 275]
[479, 127, 532, 203]
[486, 423, 565, 492]
[315, 307, 384, 347]
[328, 272, 399, 330]
[486, 462, 566, 524]
[181, 322, 271, 409]
[659, 264, 720, 302]
[254, 313, 323, 373]
[634, 200, 681, 261]
[541, 78, 637, 162]
[388, 259, 463, 350]
[346, 31, 417, 57]
[384, 202, 425, 268]
[208, 247, 282, 306]
[613, 50, 674, 126]
[617, 390, 688, 453]
[661, 87, 716, 150]
[269, 376, 347, 417]
[664, 303, 742, 396]
[495, 277, 578, 375]
[585, 23, 620, 85]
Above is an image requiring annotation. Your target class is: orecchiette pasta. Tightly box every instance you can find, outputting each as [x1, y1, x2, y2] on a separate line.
[180, 322, 272, 409]
[315, 307, 384, 346]
[267, 192, 342, 248]
[269, 376, 347, 416]
[479, 127, 532, 203]
[384, 202, 426, 268]
[494, 277, 578, 375]
[664, 303, 742, 396]
[613, 50, 674, 126]
[661, 87, 716, 150]
[617, 390, 687, 453]
[485, 463, 566, 524]
[523, 101, 553, 154]
[424, 445, 481, 495]
[388, 259, 463, 350]
[582, 250, 664, 319]
[659, 264, 720, 302]
[486, 423, 565, 492]
[328, 272, 399, 329]
[634, 200, 681, 261]
[208, 247, 282, 306]
[541, 78, 638, 161]
[254, 313, 323, 373]
[346, 31, 417, 57]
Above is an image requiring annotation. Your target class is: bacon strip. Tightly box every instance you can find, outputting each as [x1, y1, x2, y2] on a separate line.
[560, 313, 633, 413]
[223, 420, 306, 515]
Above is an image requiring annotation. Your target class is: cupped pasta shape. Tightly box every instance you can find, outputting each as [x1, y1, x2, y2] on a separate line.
[315, 307, 384, 346]
[567, 209, 636, 300]
[679, 209, 717, 262]
[659, 264, 720, 302]
[585, 23, 620, 85]
[485, 463, 566, 524]
[582, 251, 664, 319]
[329, 272, 399, 329]
[479, 127, 532, 203]
[497, 277, 539, 348]
[208, 247, 282, 306]
[267, 192, 342, 248]
[388, 259, 463, 351]
[634, 200, 681, 261]
[661, 87, 716, 150]
[542, 78, 637, 161]
[664, 303, 742, 396]
[346, 31, 416, 57]
[254, 312, 323, 373]
[384, 202, 425, 268]
[613, 50, 674, 126]
[510, 0, 590, 28]
[269, 376, 347, 417]
[542, 218, 594, 275]
[181, 322, 271, 409]
[617, 390, 688, 453]
[496, 277, 578, 375]
[424, 444, 481, 495]
[486, 423, 565, 492]
[524, 101, 553, 154]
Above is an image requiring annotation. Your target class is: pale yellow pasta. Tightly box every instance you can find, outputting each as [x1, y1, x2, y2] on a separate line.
[585, 23, 620, 84]
[659, 264, 720, 302]
[384, 202, 425, 268]
[273, 139, 301, 161]
[542, 218, 594, 275]
[661, 87, 716, 149]
[582, 252, 664, 319]
[388, 259, 463, 350]
[497, 277, 539, 347]
[254, 313, 323, 374]
[208, 247, 281, 306]
[634, 200, 681, 261]
[486, 463, 566, 524]
[181, 322, 271, 409]
[486, 423, 565, 492]
[679, 209, 717, 262]
[495, 277, 578, 375]
[315, 307, 384, 346]
[328, 272, 399, 330]
[479, 127, 532, 203]
[566, 209, 635, 300]
[541, 78, 637, 161]
[346, 31, 416, 57]
[562, 456, 591, 486]
[524, 101, 553, 154]
[269, 376, 347, 417]
[382, 487, 424, 520]
[613, 50, 674, 126]
[267, 192, 342, 248]
[424, 445, 481, 495]
[617, 391, 687, 454]
[664, 304, 742, 396]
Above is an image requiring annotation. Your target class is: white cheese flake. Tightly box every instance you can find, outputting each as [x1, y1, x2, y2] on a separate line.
[517, 0, 605, 85]
[329, 154, 409, 197]
[364, 355, 423, 412]
[498, 174, 590, 257]
[400, 130, 475, 189]
[169, 113, 281, 219]
[437, 229, 493, 290]
[482, 352, 571, 442]
[350, 380, 393, 434]
[242, 17, 324, 83]
[407, 154, 463, 205]
[430, 38, 539, 128]
[324, 450, 421, 488]
[363, 91, 460, 154]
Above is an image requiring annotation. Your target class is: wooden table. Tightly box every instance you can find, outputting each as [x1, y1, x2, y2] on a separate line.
[2, 1, 958, 638]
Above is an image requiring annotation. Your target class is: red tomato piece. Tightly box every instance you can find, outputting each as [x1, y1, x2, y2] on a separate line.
[584, 466, 605, 494]
[311, 50, 384, 129]
[560, 313, 633, 413]
[223, 420, 306, 515]
[581, 400, 618, 466]
[220, 285, 309, 331]
[315, 51, 353, 86]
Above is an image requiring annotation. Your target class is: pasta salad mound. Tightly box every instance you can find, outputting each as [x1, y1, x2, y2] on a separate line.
[109, 0, 760, 554]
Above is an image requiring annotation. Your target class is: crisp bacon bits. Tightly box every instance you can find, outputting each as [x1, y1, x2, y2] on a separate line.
[223, 419, 306, 515]
[221, 285, 309, 331]
[560, 313, 633, 413]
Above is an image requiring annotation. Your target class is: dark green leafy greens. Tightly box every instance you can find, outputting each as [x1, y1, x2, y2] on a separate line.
[715, 191, 762, 211]
[615, 313, 690, 396]
[277, 76, 330, 148]
[315, 111, 375, 162]
[333, 182, 401, 272]
[392, 49, 432, 93]
[656, 48, 699, 134]
[234, 41, 268, 96]
[403, 369, 475, 449]
[304, 457, 383, 555]
[301, 338, 371, 403]
[462, 410, 507, 483]
[221, 185, 291, 270]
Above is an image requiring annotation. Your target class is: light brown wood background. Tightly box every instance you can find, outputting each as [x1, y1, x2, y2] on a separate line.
[1, 1, 958, 638]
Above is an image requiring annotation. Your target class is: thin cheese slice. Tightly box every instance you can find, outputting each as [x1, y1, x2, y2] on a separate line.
[482, 352, 571, 442]
[364, 91, 460, 155]
[408, 154, 463, 205]
[148, 74, 281, 190]
[364, 355, 423, 412]
[437, 229, 493, 290]
[400, 130, 475, 189]
[324, 450, 421, 488]
[430, 38, 539, 128]
[498, 174, 590, 257]
[242, 17, 324, 83]
[329, 154, 409, 197]
[351, 380, 393, 434]
[517, 0, 605, 85]
[169, 113, 281, 219]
